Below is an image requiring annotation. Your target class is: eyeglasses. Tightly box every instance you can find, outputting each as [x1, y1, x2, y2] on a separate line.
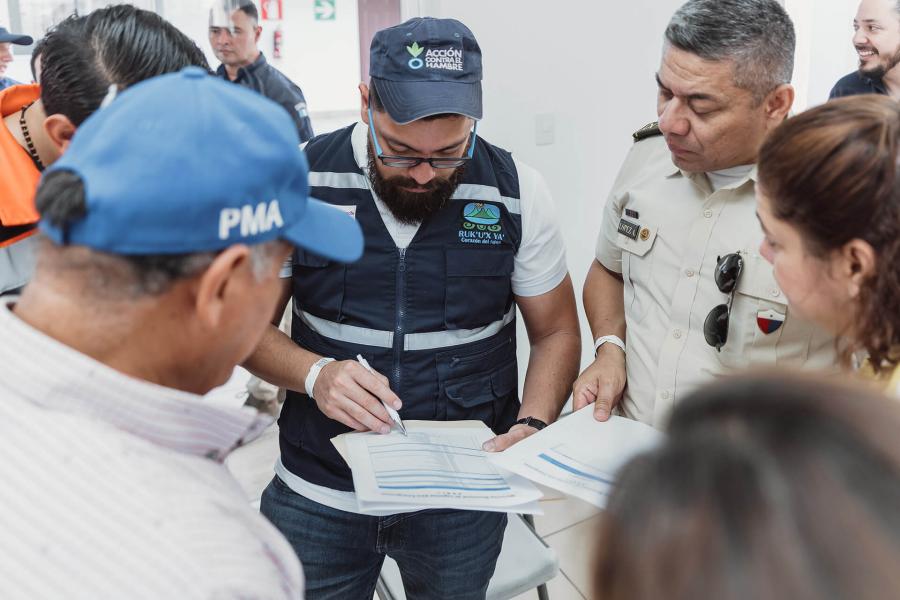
[367, 107, 477, 169]
[703, 253, 744, 352]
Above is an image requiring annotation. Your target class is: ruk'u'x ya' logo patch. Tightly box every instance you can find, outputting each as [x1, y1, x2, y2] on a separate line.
[458, 202, 504, 246]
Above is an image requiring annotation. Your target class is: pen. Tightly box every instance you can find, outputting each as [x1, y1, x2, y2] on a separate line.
[356, 354, 408, 436]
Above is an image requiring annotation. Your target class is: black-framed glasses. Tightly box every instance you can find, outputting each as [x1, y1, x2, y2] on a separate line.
[367, 106, 477, 169]
[703, 252, 744, 352]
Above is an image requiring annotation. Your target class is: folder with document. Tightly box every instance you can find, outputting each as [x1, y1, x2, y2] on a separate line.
[331, 420, 543, 514]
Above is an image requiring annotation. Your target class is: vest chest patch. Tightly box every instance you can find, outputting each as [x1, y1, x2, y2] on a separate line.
[458, 202, 505, 245]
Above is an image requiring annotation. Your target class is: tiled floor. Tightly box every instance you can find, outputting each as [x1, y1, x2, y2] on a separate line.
[213, 372, 600, 600]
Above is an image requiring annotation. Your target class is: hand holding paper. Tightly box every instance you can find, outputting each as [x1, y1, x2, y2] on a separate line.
[489, 405, 663, 508]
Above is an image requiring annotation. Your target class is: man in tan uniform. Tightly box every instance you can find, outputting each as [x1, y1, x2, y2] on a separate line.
[575, 0, 837, 426]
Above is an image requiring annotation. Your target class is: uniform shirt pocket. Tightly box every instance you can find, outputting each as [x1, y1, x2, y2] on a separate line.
[719, 253, 792, 368]
[615, 220, 659, 324]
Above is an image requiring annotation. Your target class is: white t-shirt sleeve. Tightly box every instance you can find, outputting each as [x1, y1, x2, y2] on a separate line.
[511, 159, 569, 297]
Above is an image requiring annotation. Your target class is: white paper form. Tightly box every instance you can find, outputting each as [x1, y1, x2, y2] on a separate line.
[343, 424, 543, 514]
[489, 406, 664, 508]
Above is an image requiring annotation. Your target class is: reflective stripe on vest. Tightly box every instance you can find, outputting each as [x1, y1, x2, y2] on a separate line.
[295, 305, 517, 351]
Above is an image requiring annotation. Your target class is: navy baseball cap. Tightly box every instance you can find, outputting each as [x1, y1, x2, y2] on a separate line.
[369, 17, 482, 125]
[0, 27, 33, 45]
[40, 67, 363, 263]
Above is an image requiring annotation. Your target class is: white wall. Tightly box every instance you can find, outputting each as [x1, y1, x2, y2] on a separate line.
[165, 0, 361, 116]
[401, 0, 687, 388]
[792, 0, 858, 108]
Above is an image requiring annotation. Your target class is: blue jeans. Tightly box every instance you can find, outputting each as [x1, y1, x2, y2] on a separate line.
[260, 476, 507, 600]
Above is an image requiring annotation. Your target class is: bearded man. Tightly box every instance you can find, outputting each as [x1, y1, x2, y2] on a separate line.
[831, 0, 900, 99]
[243, 17, 580, 600]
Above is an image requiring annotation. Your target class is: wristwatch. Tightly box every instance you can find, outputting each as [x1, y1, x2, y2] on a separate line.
[514, 416, 548, 431]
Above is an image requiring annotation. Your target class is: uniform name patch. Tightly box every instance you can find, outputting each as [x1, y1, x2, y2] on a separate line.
[617, 219, 640, 241]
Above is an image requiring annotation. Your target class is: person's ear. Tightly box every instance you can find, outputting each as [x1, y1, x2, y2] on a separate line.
[359, 83, 370, 124]
[254, 24, 262, 43]
[193, 245, 252, 329]
[839, 239, 877, 299]
[43, 113, 76, 155]
[765, 84, 794, 123]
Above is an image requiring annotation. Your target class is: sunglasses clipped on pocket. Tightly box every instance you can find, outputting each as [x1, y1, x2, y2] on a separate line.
[703, 252, 744, 352]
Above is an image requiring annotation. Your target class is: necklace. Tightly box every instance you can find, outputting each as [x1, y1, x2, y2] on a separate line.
[19, 102, 45, 172]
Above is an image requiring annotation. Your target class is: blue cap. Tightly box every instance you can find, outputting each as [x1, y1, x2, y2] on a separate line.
[0, 27, 32, 45]
[369, 17, 482, 125]
[40, 67, 363, 263]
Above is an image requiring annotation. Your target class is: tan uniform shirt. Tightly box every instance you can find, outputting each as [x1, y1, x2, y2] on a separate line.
[595, 134, 837, 426]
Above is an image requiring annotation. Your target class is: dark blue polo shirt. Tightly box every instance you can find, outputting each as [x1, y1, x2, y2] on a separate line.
[829, 71, 888, 100]
[216, 52, 314, 142]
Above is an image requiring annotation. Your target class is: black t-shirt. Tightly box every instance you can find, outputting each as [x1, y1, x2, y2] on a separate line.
[829, 71, 888, 100]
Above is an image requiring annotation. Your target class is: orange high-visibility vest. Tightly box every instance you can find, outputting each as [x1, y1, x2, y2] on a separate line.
[1, 84, 41, 248]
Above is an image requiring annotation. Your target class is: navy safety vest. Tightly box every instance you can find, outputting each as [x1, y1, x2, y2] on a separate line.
[279, 124, 525, 490]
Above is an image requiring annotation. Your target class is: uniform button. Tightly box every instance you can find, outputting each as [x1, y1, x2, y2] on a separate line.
[673, 329, 682, 339]
[685, 269, 695, 277]
[770, 289, 780, 298]
[660, 391, 670, 400]
[703, 209, 713, 218]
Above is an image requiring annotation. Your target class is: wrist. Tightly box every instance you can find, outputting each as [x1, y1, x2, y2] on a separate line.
[304, 357, 335, 398]
[594, 334, 626, 357]
[514, 416, 549, 432]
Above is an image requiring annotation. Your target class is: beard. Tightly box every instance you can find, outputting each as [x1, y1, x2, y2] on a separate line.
[858, 44, 900, 79]
[366, 143, 466, 225]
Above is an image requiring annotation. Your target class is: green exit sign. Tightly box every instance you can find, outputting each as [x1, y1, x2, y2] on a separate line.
[314, 0, 336, 20]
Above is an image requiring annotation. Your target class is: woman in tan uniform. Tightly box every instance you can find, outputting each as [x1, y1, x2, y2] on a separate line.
[755, 95, 900, 393]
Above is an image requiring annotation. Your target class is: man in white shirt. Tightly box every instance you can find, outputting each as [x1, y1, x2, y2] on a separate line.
[574, 0, 837, 426]
[0, 68, 363, 598]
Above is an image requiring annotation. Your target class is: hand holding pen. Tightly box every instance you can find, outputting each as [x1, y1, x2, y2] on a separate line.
[357, 354, 408, 435]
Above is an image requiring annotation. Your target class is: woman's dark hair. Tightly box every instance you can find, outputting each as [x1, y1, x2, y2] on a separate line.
[39, 4, 210, 126]
[594, 374, 900, 600]
[757, 95, 900, 373]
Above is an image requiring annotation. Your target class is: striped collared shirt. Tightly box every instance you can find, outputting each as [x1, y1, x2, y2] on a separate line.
[0, 304, 304, 599]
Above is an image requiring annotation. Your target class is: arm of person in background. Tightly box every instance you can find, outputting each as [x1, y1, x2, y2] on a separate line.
[573, 260, 626, 421]
[242, 279, 400, 433]
[279, 77, 314, 143]
[483, 276, 581, 452]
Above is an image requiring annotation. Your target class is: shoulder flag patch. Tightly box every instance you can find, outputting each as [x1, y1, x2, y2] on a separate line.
[632, 121, 662, 143]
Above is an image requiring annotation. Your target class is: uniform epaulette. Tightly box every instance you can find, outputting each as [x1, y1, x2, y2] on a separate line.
[632, 121, 662, 142]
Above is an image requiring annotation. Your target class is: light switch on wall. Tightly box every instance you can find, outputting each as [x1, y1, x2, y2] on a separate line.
[535, 113, 555, 146]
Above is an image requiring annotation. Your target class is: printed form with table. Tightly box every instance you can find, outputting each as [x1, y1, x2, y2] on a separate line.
[331, 405, 663, 514]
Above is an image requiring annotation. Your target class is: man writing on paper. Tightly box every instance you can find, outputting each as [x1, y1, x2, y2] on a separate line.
[574, 0, 837, 426]
[244, 17, 581, 599]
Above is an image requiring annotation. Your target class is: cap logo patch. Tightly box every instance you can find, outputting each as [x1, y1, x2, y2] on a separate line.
[406, 42, 425, 69]
[406, 41, 463, 71]
[219, 199, 284, 240]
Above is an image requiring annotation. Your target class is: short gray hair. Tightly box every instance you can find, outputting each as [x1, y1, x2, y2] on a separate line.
[665, 0, 795, 101]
